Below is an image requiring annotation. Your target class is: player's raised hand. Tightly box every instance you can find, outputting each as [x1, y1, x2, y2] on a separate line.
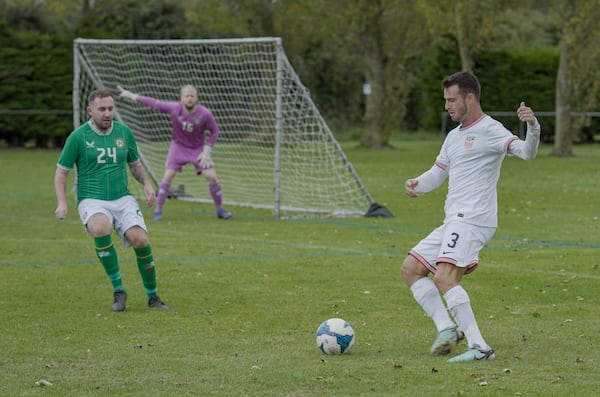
[405, 178, 420, 198]
[517, 101, 536, 126]
[117, 85, 139, 102]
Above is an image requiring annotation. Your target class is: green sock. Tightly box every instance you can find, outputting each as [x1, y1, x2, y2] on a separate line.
[134, 244, 157, 298]
[95, 235, 124, 292]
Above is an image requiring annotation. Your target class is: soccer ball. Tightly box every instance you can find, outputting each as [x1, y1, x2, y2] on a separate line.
[316, 318, 355, 355]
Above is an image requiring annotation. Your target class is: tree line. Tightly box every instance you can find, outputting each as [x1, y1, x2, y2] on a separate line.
[1, 0, 600, 156]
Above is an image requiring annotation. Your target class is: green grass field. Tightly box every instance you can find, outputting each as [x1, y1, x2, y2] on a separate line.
[1, 135, 600, 396]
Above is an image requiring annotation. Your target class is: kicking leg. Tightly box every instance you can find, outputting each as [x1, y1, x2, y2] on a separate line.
[402, 255, 460, 355]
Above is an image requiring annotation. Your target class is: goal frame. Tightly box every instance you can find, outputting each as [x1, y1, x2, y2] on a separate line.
[72, 37, 390, 219]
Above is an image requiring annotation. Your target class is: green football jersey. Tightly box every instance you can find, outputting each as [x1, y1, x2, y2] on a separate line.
[57, 120, 141, 202]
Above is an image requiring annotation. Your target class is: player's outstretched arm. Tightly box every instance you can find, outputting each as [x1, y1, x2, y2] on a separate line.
[117, 85, 139, 102]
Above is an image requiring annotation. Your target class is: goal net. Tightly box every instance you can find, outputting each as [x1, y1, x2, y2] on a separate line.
[73, 37, 388, 219]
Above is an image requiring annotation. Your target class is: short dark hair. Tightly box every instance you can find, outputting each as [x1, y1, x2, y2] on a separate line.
[442, 71, 481, 101]
[88, 89, 113, 105]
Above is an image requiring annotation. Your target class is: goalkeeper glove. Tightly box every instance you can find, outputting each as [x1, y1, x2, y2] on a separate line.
[117, 85, 139, 102]
[198, 146, 214, 169]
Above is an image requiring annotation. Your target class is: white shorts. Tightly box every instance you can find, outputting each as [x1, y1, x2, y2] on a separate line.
[409, 220, 496, 275]
[78, 195, 148, 248]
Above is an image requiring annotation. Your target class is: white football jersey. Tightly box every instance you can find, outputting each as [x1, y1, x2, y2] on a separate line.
[434, 114, 532, 227]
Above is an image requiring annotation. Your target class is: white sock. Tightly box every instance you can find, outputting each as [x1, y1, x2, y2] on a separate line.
[410, 277, 455, 332]
[444, 285, 489, 350]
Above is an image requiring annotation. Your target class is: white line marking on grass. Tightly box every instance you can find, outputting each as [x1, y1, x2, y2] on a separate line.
[483, 262, 600, 280]
[158, 228, 374, 254]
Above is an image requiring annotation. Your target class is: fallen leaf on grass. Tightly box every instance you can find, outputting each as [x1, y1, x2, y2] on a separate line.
[35, 379, 52, 387]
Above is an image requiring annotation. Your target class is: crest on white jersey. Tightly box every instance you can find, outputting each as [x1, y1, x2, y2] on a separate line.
[464, 136, 475, 149]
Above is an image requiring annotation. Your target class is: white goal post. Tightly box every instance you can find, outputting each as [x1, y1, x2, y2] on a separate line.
[72, 37, 391, 219]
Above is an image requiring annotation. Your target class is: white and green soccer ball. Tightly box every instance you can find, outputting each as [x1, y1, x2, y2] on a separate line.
[316, 318, 355, 355]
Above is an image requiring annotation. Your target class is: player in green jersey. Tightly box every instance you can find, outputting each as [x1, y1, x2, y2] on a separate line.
[54, 89, 168, 311]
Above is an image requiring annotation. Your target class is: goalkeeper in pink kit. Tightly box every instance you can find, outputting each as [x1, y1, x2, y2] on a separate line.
[117, 84, 232, 221]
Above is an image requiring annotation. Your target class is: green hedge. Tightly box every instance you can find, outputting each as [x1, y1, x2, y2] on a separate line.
[417, 41, 559, 141]
[0, 23, 74, 147]
[476, 47, 558, 141]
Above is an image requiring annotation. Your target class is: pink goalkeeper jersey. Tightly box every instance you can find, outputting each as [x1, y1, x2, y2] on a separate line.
[432, 114, 539, 228]
[138, 96, 219, 149]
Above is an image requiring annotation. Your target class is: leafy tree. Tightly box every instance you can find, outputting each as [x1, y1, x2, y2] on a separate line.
[305, 0, 429, 147]
[185, 0, 273, 38]
[76, 0, 186, 39]
[354, 0, 429, 147]
[187, 0, 430, 147]
[552, 0, 600, 156]
[486, 6, 559, 50]
[416, 0, 503, 72]
[1, 0, 65, 33]
[45, 0, 95, 30]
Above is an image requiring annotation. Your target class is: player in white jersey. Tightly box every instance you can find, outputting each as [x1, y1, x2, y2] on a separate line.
[401, 71, 540, 362]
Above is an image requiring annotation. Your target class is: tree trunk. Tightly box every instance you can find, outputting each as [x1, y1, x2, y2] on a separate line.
[454, 4, 473, 72]
[552, 33, 575, 157]
[360, 46, 389, 148]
